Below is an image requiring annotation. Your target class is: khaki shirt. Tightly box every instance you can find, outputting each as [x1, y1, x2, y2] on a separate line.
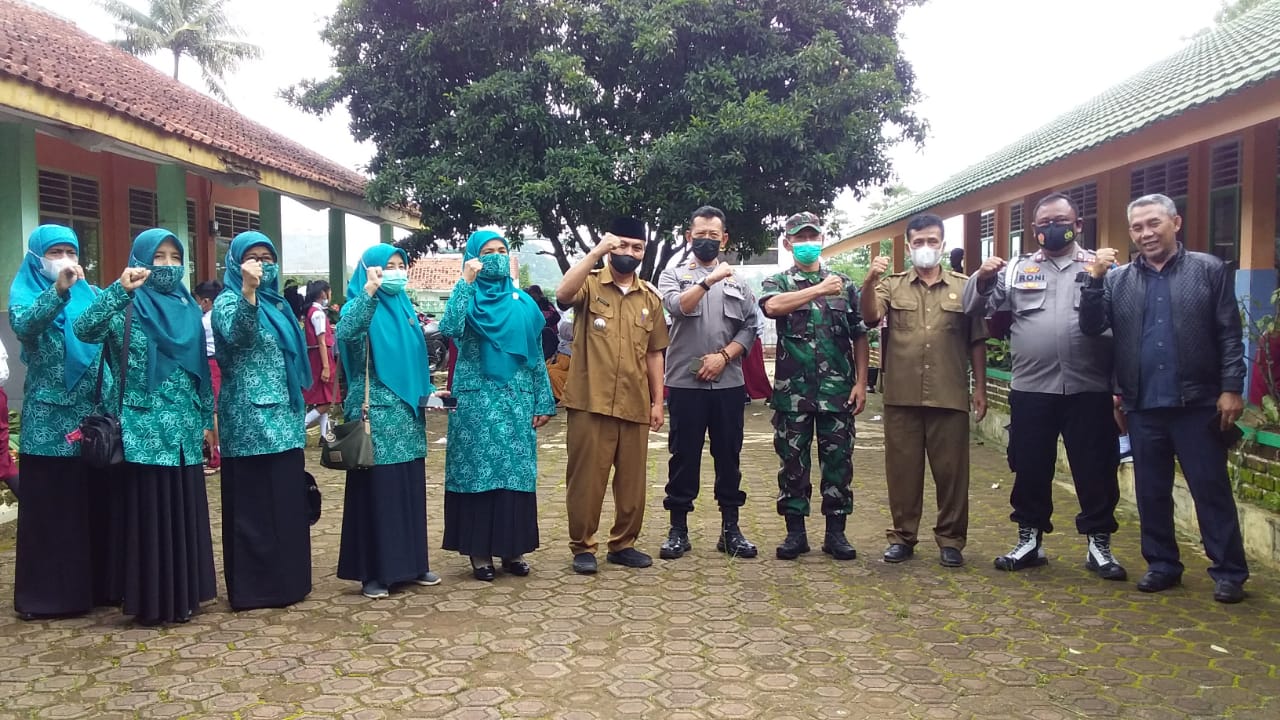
[563, 266, 670, 424]
[873, 269, 988, 412]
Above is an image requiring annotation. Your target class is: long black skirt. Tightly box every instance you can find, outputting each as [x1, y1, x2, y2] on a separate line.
[337, 458, 429, 585]
[14, 455, 121, 616]
[221, 450, 312, 610]
[120, 461, 217, 625]
[442, 490, 540, 559]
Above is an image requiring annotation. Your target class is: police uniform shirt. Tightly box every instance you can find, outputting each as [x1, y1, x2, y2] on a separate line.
[873, 268, 988, 413]
[562, 265, 670, 424]
[961, 245, 1112, 395]
[657, 260, 759, 390]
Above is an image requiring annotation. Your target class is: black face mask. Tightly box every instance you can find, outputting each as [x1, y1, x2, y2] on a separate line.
[691, 238, 721, 262]
[610, 253, 641, 276]
[1036, 223, 1077, 252]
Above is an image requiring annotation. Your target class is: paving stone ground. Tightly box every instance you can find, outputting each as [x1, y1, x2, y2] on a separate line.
[1, 392, 1279, 719]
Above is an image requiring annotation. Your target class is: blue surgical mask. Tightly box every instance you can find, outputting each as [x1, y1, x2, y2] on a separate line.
[792, 243, 822, 265]
[381, 268, 409, 294]
[259, 262, 280, 286]
[479, 253, 509, 279]
[145, 265, 184, 294]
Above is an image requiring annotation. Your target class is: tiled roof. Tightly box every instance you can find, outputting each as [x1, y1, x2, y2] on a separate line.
[848, 0, 1280, 238]
[408, 255, 519, 292]
[0, 0, 368, 196]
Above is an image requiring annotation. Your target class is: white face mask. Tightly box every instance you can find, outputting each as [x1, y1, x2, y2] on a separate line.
[911, 246, 941, 270]
[33, 252, 76, 282]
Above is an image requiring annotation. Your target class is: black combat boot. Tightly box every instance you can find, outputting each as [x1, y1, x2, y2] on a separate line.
[658, 511, 692, 560]
[716, 507, 758, 558]
[821, 514, 857, 560]
[776, 515, 810, 560]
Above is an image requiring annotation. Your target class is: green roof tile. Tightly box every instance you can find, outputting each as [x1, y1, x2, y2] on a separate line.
[848, 0, 1280, 239]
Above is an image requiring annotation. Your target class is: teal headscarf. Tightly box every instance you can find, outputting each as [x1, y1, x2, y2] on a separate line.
[463, 230, 544, 381]
[342, 245, 432, 415]
[222, 231, 312, 410]
[128, 228, 210, 392]
[8, 225, 100, 389]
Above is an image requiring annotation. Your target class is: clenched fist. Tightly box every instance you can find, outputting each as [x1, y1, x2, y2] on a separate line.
[120, 267, 150, 292]
[975, 256, 1007, 281]
[707, 261, 734, 284]
[364, 265, 384, 296]
[1088, 248, 1119, 278]
[241, 259, 263, 291]
[462, 258, 483, 284]
[54, 264, 85, 294]
[818, 273, 844, 296]
[866, 256, 891, 283]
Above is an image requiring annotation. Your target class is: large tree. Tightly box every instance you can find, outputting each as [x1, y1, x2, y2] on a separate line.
[289, 0, 925, 280]
[101, 0, 261, 104]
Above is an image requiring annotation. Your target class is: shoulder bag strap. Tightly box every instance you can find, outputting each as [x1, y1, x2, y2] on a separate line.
[92, 345, 108, 411]
[361, 336, 371, 423]
[116, 306, 133, 416]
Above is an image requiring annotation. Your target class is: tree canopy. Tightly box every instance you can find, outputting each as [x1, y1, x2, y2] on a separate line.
[289, 0, 926, 280]
[101, 0, 260, 105]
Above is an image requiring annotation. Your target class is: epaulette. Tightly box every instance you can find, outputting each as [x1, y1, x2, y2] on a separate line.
[947, 270, 968, 279]
[888, 270, 910, 277]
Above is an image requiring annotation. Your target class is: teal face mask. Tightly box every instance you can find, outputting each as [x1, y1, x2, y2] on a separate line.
[259, 262, 280, 286]
[381, 268, 409, 294]
[792, 243, 822, 265]
[478, 253, 509, 279]
[145, 265, 184, 293]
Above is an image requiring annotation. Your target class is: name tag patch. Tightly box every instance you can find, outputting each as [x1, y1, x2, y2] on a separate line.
[1013, 265, 1046, 290]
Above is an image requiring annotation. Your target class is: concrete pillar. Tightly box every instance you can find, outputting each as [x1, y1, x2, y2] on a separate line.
[259, 190, 283, 268]
[962, 211, 981, 274]
[155, 164, 190, 284]
[380, 223, 394, 244]
[0, 123, 38, 310]
[329, 209, 347, 302]
[1236, 122, 1280, 396]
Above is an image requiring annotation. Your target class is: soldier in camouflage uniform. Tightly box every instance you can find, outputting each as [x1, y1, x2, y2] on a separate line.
[759, 212, 869, 561]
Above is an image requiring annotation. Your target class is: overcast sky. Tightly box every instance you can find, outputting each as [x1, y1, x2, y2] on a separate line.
[37, 0, 1225, 261]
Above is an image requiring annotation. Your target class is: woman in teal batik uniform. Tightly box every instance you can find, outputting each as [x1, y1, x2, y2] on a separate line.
[440, 230, 555, 581]
[9, 224, 118, 619]
[335, 244, 442, 599]
[74, 228, 216, 625]
[212, 231, 313, 610]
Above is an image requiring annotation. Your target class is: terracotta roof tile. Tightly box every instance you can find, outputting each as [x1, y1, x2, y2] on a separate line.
[0, 0, 368, 196]
[408, 255, 518, 292]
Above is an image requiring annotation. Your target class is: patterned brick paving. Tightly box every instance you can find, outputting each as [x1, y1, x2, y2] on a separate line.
[1, 394, 1278, 719]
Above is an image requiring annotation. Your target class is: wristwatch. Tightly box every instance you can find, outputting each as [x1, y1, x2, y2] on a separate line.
[697, 279, 712, 291]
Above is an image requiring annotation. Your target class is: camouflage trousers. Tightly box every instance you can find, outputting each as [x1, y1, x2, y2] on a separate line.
[772, 411, 854, 516]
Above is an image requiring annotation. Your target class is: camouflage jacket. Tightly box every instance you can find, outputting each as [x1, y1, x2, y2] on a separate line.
[759, 265, 867, 413]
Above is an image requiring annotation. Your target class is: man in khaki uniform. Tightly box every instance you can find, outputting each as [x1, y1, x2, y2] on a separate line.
[555, 217, 670, 575]
[860, 213, 989, 567]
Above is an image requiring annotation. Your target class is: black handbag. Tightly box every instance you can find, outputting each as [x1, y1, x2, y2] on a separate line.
[79, 307, 133, 468]
[319, 339, 375, 470]
[304, 471, 321, 525]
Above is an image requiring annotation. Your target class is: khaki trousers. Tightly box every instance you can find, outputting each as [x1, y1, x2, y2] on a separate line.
[566, 409, 650, 555]
[883, 404, 970, 549]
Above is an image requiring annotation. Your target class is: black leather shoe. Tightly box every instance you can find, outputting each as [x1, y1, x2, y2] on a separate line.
[1136, 570, 1181, 593]
[572, 553, 597, 575]
[606, 548, 653, 568]
[501, 559, 531, 576]
[472, 565, 496, 581]
[882, 543, 913, 563]
[1213, 579, 1245, 604]
[717, 525, 758, 559]
[659, 527, 692, 559]
[939, 547, 964, 567]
